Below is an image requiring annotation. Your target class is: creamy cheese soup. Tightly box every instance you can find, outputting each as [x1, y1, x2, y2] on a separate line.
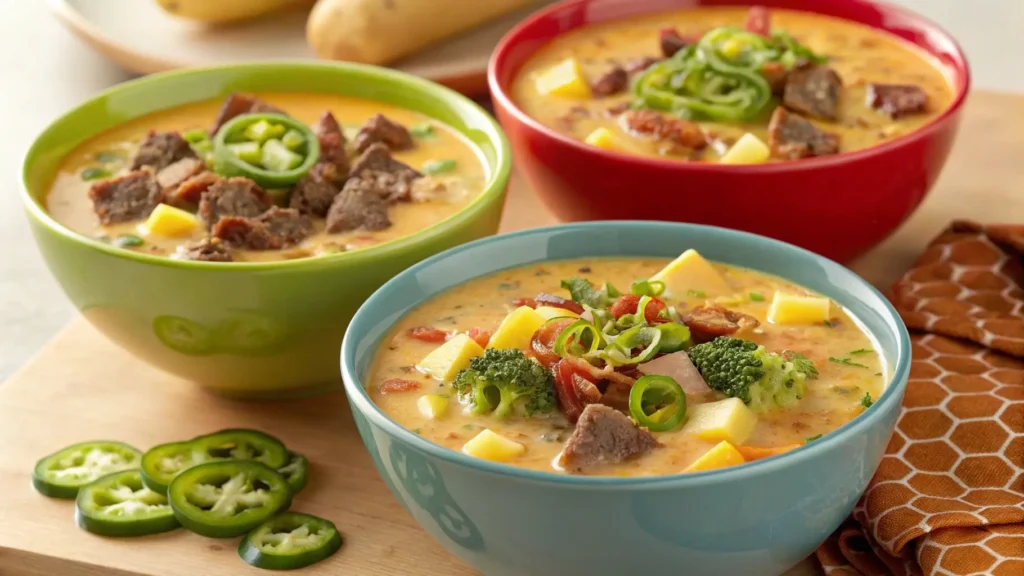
[369, 253, 887, 476]
[511, 6, 954, 163]
[46, 92, 487, 263]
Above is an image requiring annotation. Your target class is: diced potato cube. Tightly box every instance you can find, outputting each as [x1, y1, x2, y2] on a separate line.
[462, 429, 526, 462]
[767, 292, 832, 325]
[416, 333, 484, 382]
[488, 306, 546, 351]
[720, 133, 770, 165]
[584, 127, 616, 150]
[535, 58, 592, 99]
[650, 249, 732, 298]
[143, 203, 198, 237]
[417, 394, 450, 420]
[534, 306, 580, 321]
[684, 441, 746, 472]
[681, 398, 758, 445]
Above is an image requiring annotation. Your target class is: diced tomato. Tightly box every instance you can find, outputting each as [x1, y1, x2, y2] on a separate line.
[609, 295, 668, 324]
[512, 297, 537, 309]
[529, 318, 574, 368]
[379, 378, 421, 394]
[534, 293, 585, 314]
[407, 326, 450, 342]
[744, 6, 771, 36]
[467, 327, 491, 348]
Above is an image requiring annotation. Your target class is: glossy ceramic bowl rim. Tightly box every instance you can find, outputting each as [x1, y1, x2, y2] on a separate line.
[487, 0, 971, 173]
[342, 220, 912, 488]
[20, 60, 512, 271]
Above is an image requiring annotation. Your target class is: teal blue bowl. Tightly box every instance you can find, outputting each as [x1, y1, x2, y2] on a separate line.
[341, 221, 910, 576]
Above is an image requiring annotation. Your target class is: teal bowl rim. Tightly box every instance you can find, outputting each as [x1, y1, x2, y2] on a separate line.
[341, 220, 912, 487]
[19, 60, 512, 271]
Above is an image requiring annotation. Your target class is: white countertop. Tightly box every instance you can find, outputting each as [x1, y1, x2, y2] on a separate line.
[0, 0, 1020, 380]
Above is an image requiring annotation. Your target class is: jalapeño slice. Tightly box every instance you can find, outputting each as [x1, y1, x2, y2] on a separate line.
[238, 512, 343, 570]
[141, 429, 288, 494]
[168, 460, 292, 538]
[75, 469, 180, 537]
[278, 451, 308, 495]
[33, 440, 142, 499]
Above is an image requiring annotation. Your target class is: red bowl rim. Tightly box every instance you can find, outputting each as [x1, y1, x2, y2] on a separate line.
[487, 0, 971, 173]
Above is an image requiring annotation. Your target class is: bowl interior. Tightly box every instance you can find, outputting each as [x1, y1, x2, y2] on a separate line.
[21, 61, 511, 268]
[342, 221, 912, 485]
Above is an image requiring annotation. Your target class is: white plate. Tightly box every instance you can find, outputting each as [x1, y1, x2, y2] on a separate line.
[49, 0, 558, 94]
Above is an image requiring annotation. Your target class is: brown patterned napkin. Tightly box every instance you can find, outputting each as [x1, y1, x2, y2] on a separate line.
[815, 221, 1024, 575]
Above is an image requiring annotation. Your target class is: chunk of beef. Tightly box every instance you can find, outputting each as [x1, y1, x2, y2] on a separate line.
[208, 92, 288, 136]
[178, 238, 233, 262]
[199, 177, 271, 229]
[659, 27, 690, 58]
[350, 143, 420, 179]
[767, 107, 840, 160]
[212, 207, 312, 250]
[560, 404, 660, 472]
[625, 56, 661, 76]
[590, 66, 628, 97]
[156, 157, 204, 191]
[325, 177, 392, 233]
[683, 302, 762, 344]
[311, 111, 350, 177]
[88, 170, 162, 224]
[866, 83, 928, 118]
[352, 114, 414, 153]
[289, 164, 342, 217]
[761, 61, 790, 96]
[131, 131, 198, 171]
[622, 109, 707, 149]
[169, 172, 220, 207]
[783, 65, 843, 121]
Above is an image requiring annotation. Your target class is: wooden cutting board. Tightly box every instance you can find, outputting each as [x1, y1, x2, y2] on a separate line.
[0, 91, 1021, 576]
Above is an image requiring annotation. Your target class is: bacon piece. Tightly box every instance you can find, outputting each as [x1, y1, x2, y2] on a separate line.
[467, 328, 491, 348]
[622, 110, 707, 150]
[590, 66, 628, 97]
[608, 294, 667, 324]
[554, 359, 601, 423]
[512, 297, 537, 309]
[682, 303, 760, 344]
[530, 318, 574, 368]
[407, 326, 450, 343]
[744, 6, 771, 36]
[562, 355, 637, 389]
[535, 293, 585, 314]
[379, 378, 421, 394]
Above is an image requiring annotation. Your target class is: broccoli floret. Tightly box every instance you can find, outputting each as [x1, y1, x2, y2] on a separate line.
[687, 337, 818, 411]
[452, 349, 556, 418]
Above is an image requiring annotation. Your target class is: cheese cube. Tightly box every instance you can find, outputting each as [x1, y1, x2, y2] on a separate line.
[681, 398, 758, 445]
[462, 429, 526, 462]
[767, 292, 832, 325]
[683, 441, 746, 473]
[650, 249, 732, 298]
[143, 204, 198, 237]
[720, 133, 770, 165]
[488, 306, 546, 351]
[534, 306, 580, 321]
[585, 127, 616, 150]
[535, 58, 592, 99]
[416, 334, 484, 382]
[417, 394, 450, 420]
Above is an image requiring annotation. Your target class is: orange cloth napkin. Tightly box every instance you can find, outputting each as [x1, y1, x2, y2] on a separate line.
[815, 221, 1024, 575]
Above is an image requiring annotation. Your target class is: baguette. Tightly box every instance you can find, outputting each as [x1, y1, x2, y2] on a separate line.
[307, 0, 538, 65]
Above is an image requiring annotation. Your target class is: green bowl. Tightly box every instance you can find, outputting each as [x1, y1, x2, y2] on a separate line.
[21, 61, 511, 397]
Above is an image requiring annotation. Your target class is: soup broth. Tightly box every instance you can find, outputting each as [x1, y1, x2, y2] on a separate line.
[46, 93, 487, 263]
[511, 7, 954, 163]
[369, 256, 887, 476]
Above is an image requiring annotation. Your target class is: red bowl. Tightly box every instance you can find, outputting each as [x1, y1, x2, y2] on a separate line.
[488, 0, 970, 263]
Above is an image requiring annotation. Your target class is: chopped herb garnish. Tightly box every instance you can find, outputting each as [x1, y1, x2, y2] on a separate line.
[461, 424, 480, 430]
[497, 281, 520, 291]
[874, 372, 883, 377]
[112, 234, 144, 248]
[398, 365, 414, 373]
[535, 268, 551, 276]
[422, 159, 456, 175]
[849, 348, 872, 355]
[409, 123, 435, 138]
[805, 434, 823, 443]
[829, 357, 869, 369]
[823, 320, 836, 328]
[81, 167, 111, 181]
[749, 292, 765, 301]
[94, 151, 122, 164]
[561, 276, 612, 308]
[860, 392, 874, 408]
[578, 266, 592, 273]
[412, 428, 422, 435]
[832, 386, 859, 395]
[687, 289, 707, 298]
